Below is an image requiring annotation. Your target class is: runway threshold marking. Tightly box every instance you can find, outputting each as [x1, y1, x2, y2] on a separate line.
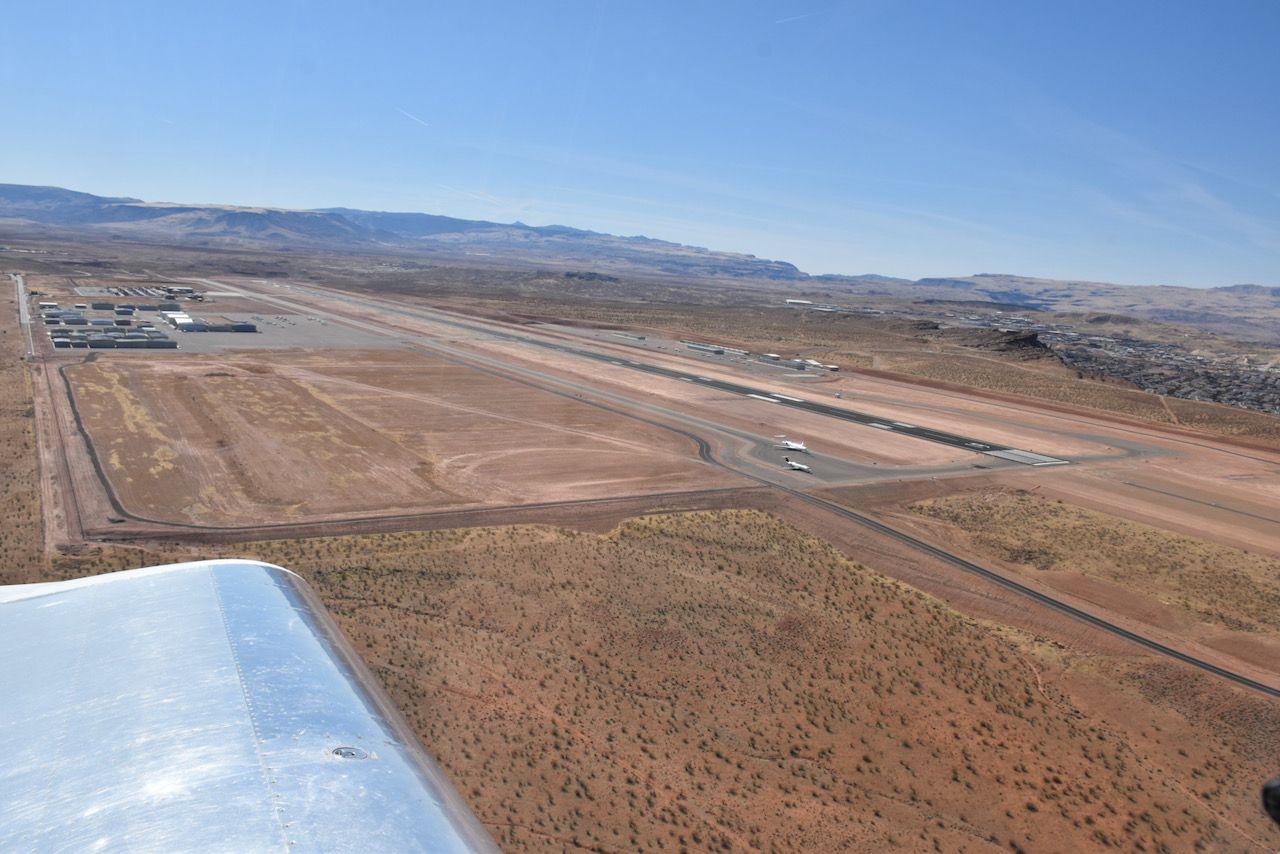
[983, 449, 1070, 466]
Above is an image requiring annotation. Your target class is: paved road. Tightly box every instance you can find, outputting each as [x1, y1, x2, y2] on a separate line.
[1119, 479, 1280, 525]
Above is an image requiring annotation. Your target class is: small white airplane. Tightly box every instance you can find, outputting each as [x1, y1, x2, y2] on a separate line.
[783, 456, 812, 473]
[773, 435, 809, 453]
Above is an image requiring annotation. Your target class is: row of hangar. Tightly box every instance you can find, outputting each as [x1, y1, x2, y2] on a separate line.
[38, 303, 257, 336]
[49, 328, 179, 349]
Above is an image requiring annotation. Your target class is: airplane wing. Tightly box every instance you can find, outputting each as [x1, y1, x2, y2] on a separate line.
[0, 559, 498, 853]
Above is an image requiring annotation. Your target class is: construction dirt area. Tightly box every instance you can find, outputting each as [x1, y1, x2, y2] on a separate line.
[11, 262, 1280, 852]
[59, 349, 734, 527]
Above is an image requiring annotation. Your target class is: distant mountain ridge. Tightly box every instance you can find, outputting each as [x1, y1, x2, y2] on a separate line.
[0, 183, 804, 280]
[318, 207, 596, 239]
[2, 182, 1278, 342]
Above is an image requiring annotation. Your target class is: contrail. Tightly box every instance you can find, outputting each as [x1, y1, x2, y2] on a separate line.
[774, 12, 817, 24]
[395, 107, 430, 128]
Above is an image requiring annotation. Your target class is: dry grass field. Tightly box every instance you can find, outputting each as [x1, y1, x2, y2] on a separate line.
[877, 351, 1280, 444]
[61, 350, 724, 525]
[0, 288, 43, 580]
[1164, 395, 1280, 440]
[877, 353, 1170, 420]
[53, 511, 1275, 852]
[65, 357, 455, 523]
[910, 490, 1280, 638]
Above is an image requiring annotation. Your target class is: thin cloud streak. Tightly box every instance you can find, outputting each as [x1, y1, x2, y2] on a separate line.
[1004, 80, 1280, 251]
[394, 107, 430, 128]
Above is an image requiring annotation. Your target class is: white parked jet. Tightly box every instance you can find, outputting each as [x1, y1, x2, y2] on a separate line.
[773, 435, 809, 453]
[783, 456, 812, 473]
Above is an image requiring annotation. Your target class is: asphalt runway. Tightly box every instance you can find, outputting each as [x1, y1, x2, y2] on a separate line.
[204, 279, 1017, 488]
[540, 347, 1070, 466]
[232, 279, 1070, 467]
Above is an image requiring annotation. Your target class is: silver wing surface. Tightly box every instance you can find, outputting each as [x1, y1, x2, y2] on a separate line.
[0, 559, 497, 853]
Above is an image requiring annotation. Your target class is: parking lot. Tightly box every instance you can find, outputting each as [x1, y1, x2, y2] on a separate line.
[37, 299, 396, 355]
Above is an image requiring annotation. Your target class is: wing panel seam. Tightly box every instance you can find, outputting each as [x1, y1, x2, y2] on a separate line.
[211, 570, 292, 851]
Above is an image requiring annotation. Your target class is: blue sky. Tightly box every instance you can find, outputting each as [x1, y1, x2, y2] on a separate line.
[4, 1, 1278, 287]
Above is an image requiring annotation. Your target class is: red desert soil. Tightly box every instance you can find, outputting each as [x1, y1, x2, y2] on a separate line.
[902, 489, 1280, 670]
[79, 510, 1278, 853]
[0, 287, 43, 579]
[61, 350, 734, 526]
